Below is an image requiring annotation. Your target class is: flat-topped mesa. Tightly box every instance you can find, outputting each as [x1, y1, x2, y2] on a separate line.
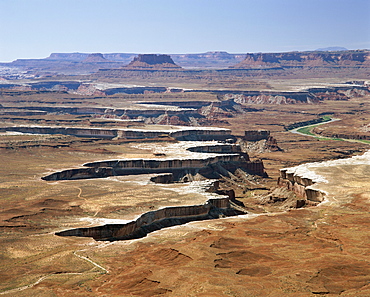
[82, 53, 111, 63]
[124, 54, 182, 70]
[230, 50, 370, 69]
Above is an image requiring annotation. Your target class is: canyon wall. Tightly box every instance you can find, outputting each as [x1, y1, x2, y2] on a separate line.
[83, 155, 242, 169]
[42, 154, 265, 181]
[55, 196, 238, 241]
[278, 168, 326, 203]
[0, 126, 232, 141]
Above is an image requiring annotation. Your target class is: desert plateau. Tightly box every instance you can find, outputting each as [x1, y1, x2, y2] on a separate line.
[0, 49, 369, 297]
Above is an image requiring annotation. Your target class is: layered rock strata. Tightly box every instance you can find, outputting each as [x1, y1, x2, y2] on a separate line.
[42, 154, 265, 181]
[0, 125, 232, 141]
[55, 195, 243, 241]
[278, 167, 326, 205]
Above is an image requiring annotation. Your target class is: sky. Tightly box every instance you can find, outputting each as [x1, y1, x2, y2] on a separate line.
[0, 0, 369, 62]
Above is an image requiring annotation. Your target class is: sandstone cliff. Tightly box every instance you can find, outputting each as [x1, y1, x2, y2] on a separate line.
[55, 195, 241, 241]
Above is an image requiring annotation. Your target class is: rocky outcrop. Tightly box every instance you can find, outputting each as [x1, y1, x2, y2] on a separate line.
[264, 136, 281, 152]
[243, 130, 270, 141]
[278, 168, 326, 205]
[225, 91, 320, 104]
[124, 54, 182, 70]
[240, 131, 282, 153]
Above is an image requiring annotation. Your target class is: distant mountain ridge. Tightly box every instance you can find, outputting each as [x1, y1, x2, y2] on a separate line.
[47, 52, 137, 63]
[1, 49, 369, 77]
[315, 47, 348, 52]
[45, 51, 246, 68]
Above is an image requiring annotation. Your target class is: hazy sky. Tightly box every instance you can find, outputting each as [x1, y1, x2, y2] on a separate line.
[0, 0, 369, 61]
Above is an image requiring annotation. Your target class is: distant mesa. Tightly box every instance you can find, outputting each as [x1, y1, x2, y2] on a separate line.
[47, 52, 89, 61]
[82, 53, 111, 63]
[230, 50, 370, 69]
[124, 54, 182, 70]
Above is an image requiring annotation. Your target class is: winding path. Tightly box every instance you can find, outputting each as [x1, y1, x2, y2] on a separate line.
[290, 117, 340, 138]
[0, 250, 108, 295]
[290, 118, 370, 144]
